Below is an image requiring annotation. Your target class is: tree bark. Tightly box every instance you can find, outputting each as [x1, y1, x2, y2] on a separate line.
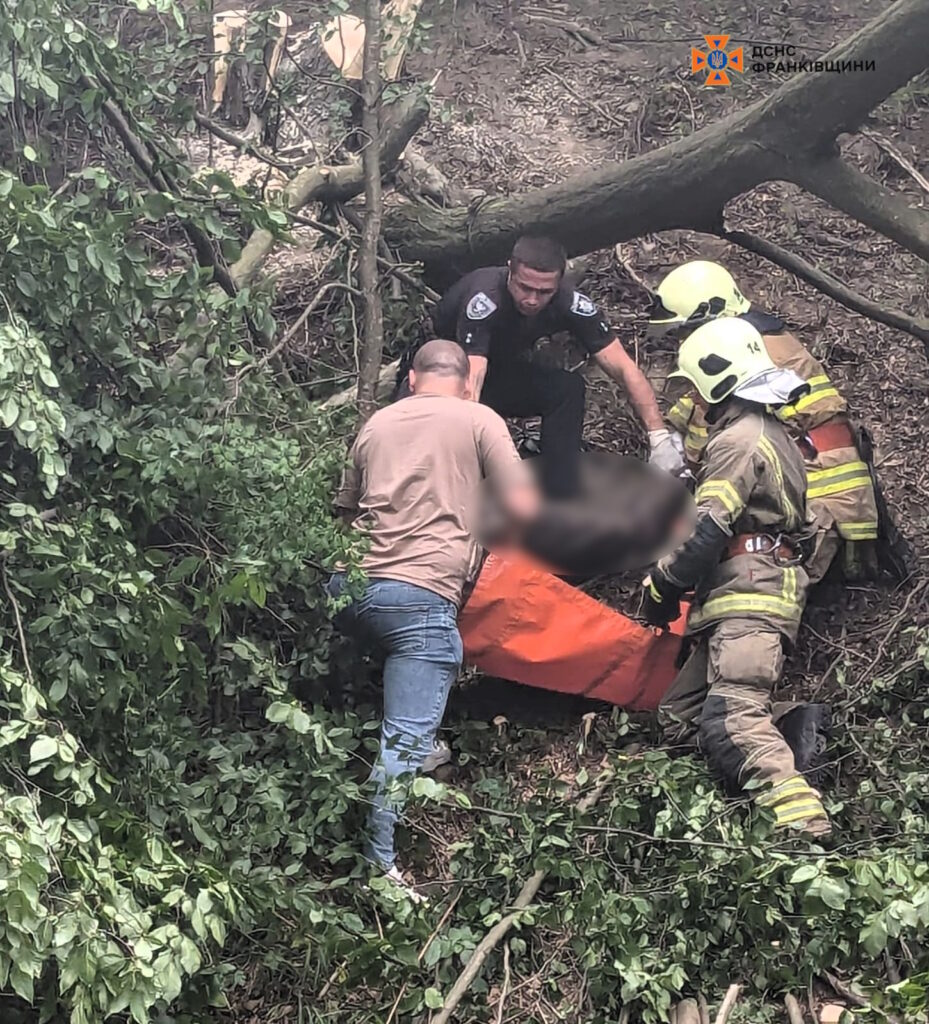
[383, 0, 929, 277]
[719, 226, 929, 357]
[794, 158, 929, 266]
[356, 0, 385, 423]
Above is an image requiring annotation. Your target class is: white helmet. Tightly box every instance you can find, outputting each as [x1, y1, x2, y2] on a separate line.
[670, 318, 807, 407]
[649, 260, 751, 328]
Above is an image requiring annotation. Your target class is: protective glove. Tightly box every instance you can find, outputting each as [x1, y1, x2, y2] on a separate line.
[648, 429, 687, 477]
[641, 573, 682, 629]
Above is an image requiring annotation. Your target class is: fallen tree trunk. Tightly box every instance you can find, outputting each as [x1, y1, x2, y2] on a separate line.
[383, 0, 929, 278]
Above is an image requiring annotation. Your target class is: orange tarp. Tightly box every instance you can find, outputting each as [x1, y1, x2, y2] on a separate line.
[459, 553, 687, 711]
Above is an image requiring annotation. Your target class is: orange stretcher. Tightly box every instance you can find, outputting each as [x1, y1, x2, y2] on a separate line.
[458, 552, 688, 711]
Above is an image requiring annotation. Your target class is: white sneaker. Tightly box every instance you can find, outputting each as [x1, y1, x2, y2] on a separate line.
[383, 865, 428, 905]
[422, 738, 452, 773]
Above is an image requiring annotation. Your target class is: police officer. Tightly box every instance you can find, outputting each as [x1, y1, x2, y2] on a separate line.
[649, 260, 881, 583]
[643, 318, 831, 838]
[399, 235, 685, 498]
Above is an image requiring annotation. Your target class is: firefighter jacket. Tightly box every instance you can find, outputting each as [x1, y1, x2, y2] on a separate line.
[667, 319, 878, 543]
[657, 401, 811, 643]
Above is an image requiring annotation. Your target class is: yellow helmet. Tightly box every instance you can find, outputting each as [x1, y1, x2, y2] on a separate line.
[649, 260, 751, 327]
[670, 318, 775, 404]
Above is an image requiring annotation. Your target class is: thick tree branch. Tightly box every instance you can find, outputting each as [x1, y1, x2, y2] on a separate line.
[792, 157, 929, 266]
[88, 75, 240, 298]
[720, 227, 929, 359]
[383, 0, 929, 273]
[229, 89, 429, 288]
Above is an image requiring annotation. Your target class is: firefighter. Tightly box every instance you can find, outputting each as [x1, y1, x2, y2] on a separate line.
[642, 317, 831, 837]
[648, 260, 881, 584]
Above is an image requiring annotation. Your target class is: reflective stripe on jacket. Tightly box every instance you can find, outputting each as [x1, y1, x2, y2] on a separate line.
[666, 326, 878, 542]
[659, 402, 811, 642]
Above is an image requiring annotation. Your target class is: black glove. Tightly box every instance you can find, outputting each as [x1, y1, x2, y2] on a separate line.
[641, 574, 682, 629]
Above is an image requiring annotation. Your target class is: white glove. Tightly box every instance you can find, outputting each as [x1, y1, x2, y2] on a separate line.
[648, 429, 687, 476]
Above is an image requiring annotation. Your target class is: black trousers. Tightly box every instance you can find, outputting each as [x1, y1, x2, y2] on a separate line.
[482, 361, 585, 497]
[396, 360, 585, 498]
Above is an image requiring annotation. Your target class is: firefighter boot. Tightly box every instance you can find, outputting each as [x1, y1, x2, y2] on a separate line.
[776, 703, 831, 782]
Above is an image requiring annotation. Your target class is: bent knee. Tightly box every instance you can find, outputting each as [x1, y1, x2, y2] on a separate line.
[699, 695, 748, 792]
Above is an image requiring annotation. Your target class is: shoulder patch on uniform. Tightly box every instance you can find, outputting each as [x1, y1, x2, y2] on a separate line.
[571, 291, 597, 317]
[466, 292, 497, 320]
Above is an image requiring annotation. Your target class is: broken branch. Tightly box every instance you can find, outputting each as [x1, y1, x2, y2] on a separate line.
[862, 128, 929, 197]
[190, 108, 300, 170]
[713, 983, 742, 1024]
[784, 993, 805, 1024]
[229, 89, 429, 289]
[431, 776, 612, 1024]
[719, 226, 929, 359]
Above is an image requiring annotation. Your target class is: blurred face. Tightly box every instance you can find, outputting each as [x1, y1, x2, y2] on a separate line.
[507, 262, 561, 316]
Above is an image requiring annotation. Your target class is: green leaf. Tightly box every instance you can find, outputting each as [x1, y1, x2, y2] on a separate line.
[16, 271, 38, 297]
[29, 735, 58, 762]
[10, 964, 34, 1003]
[23, 144, 38, 162]
[0, 395, 19, 427]
[66, 819, 93, 843]
[265, 701, 291, 724]
[789, 864, 820, 884]
[811, 876, 850, 911]
[291, 708, 311, 734]
[143, 192, 173, 219]
[860, 917, 889, 956]
[167, 554, 202, 582]
[129, 990, 150, 1024]
[178, 936, 202, 974]
[424, 988, 444, 1010]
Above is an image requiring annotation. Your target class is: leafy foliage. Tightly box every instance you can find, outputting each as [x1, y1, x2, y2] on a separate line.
[0, 2, 928, 1024]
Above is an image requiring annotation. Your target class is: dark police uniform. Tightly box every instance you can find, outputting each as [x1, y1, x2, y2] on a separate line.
[398, 266, 613, 496]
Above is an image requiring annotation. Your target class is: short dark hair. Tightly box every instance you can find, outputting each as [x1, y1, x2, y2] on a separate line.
[412, 339, 469, 378]
[511, 235, 567, 275]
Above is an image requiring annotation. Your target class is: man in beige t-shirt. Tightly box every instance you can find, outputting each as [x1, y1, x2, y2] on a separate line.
[329, 340, 534, 894]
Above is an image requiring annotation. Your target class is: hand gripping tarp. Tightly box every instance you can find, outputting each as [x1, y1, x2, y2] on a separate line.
[459, 553, 688, 711]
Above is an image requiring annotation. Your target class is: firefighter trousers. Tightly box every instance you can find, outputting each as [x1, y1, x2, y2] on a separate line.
[659, 619, 801, 793]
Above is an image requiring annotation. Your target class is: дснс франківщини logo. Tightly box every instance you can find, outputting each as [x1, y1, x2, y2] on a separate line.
[691, 35, 877, 80]
[691, 34, 744, 87]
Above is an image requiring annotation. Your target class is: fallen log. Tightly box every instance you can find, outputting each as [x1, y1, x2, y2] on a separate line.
[383, 0, 929, 281]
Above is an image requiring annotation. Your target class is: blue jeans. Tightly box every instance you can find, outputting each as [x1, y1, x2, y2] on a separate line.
[327, 573, 462, 869]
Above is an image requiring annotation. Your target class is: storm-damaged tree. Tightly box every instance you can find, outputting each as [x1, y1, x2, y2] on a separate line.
[234, 0, 929, 397]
